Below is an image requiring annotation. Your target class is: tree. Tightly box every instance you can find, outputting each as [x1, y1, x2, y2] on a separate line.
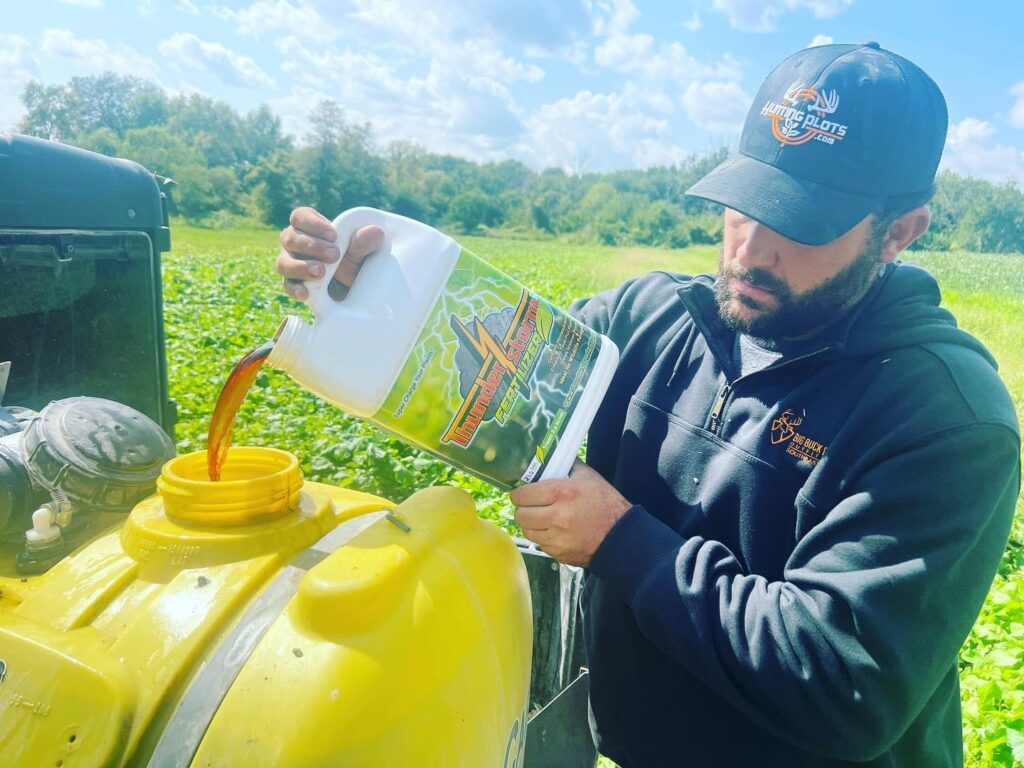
[118, 125, 200, 178]
[166, 94, 243, 168]
[448, 190, 502, 233]
[174, 164, 240, 221]
[633, 201, 689, 248]
[245, 148, 304, 227]
[18, 81, 79, 141]
[957, 180, 1024, 253]
[75, 127, 121, 157]
[300, 100, 385, 216]
[70, 73, 167, 137]
[240, 104, 291, 167]
[19, 73, 169, 142]
[578, 182, 642, 244]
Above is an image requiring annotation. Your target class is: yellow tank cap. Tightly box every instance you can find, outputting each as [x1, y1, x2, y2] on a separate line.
[122, 447, 342, 578]
[158, 446, 301, 525]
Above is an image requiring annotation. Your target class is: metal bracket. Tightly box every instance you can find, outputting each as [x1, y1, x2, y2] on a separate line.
[524, 671, 597, 767]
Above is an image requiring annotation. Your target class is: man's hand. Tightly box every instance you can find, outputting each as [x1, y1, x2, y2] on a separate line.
[511, 461, 632, 568]
[275, 206, 385, 302]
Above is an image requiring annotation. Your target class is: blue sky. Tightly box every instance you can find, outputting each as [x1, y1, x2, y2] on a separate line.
[2, 0, 1023, 182]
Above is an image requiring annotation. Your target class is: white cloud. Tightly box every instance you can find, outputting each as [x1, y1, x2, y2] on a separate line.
[591, 3, 742, 88]
[216, 0, 339, 43]
[591, 0, 641, 38]
[443, 39, 545, 85]
[159, 33, 277, 89]
[266, 84, 335, 138]
[58, 0, 104, 7]
[1009, 82, 1024, 130]
[594, 32, 653, 70]
[41, 28, 160, 80]
[808, 34, 834, 47]
[0, 34, 40, 131]
[682, 12, 702, 32]
[224, 0, 591, 53]
[271, 35, 527, 157]
[592, 29, 747, 141]
[176, 0, 199, 14]
[523, 87, 689, 171]
[713, 0, 853, 33]
[942, 117, 1024, 184]
[0, 34, 40, 83]
[596, 36, 742, 84]
[682, 80, 751, 133]
[947, 117, 995, 147]
[435, 0, 593, 50]
[338, 0, 593, 51]
[342, 1, 555, 81]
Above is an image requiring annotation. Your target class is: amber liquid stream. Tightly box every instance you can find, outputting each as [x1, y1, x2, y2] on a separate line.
[206, 341, 275, 481]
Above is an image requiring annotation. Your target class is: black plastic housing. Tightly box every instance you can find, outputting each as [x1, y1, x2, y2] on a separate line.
[0, 133, 176, 436]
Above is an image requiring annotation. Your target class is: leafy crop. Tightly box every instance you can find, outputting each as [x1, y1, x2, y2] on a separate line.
[164, 227, 1022, 768]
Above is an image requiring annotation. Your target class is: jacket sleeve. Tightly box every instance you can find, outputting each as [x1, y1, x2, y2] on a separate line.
[588, 421, 1020, 762]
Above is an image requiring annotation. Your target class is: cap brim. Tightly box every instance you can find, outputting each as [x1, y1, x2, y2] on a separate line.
[686, 154, 881, 246]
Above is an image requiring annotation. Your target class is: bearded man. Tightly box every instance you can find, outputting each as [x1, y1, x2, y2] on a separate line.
[276, 42, 1020, 768]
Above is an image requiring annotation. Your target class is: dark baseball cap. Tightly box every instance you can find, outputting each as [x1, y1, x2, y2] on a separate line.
[686, 42, 948, 245]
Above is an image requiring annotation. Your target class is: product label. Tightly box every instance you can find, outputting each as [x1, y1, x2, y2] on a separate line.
[373, 248, 599, 489]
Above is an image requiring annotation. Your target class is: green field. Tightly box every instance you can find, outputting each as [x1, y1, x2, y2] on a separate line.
[165, 226, 1024, 767]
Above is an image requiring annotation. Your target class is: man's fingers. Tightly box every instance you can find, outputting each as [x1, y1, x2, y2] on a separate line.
[510, 478, 566, 508]
[283, 278, 308, 301]
[276, 250, 327, 281]
[514, 504, 553, 532]
[520, 528, 551, 547]
[289, 206, 337, 242]
[279, 228, 341, 266]
[276, 213, 384, 303]
[333, 225, 385, 288]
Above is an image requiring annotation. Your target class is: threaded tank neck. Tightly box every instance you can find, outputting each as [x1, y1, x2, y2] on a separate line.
[158, 447, 302, 526]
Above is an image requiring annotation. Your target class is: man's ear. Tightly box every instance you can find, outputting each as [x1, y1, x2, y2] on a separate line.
[880, 206, 931, 263]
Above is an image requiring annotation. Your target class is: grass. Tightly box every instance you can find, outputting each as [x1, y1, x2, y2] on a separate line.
[164, 226, 1023, 767]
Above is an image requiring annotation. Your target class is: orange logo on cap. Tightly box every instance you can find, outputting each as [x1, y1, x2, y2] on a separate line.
[760, 82, 849, 147]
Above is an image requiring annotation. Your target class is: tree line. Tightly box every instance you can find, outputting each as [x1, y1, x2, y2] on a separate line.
[16, 72, 1024, 253]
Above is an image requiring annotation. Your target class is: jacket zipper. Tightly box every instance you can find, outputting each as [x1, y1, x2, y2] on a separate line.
[708, 383, 731, 432]
[707, 343, 839, 436]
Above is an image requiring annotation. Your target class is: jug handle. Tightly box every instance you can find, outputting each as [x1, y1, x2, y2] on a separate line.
[305, 207, 392, 319]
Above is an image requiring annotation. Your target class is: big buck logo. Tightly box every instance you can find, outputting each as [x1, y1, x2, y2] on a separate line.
[770, 408, 828, 466]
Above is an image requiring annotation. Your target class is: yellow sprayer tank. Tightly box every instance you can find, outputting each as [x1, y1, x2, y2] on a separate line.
[0, 447, 532, 767]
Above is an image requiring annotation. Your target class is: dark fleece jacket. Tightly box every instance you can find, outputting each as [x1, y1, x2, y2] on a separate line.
[570, 262, 1020, 768]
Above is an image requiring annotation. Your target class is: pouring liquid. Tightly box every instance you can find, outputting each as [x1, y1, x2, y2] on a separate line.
[206, 341, 275, 481]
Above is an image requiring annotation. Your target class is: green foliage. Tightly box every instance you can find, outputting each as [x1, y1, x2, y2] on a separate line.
[244, 149, 305, 228]
[447, 189, 503, 233]
[18, 73, 163, 140]
[907, 249, 1024, 768]
[960, 574, 1024, 767]
[300, 99, 386, 215]
[917, 172, 1024, 254]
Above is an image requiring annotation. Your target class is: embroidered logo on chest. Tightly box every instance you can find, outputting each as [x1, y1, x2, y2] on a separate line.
[770, 409, 828, 466]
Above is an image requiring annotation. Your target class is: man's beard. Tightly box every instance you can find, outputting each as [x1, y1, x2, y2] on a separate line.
[714, 231, 885, 340]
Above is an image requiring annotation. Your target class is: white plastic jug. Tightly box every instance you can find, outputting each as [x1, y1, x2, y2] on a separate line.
[268, 207, 618, 489]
